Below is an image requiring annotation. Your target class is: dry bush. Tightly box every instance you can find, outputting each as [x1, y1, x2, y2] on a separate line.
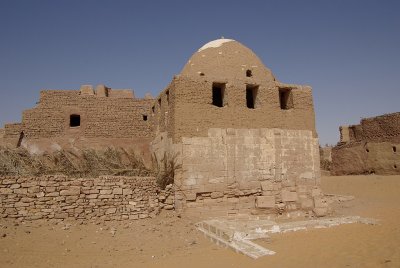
[0, 146, 152, 177]
[152, 152, 181, 189]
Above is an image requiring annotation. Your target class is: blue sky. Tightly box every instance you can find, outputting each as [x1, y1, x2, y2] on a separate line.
[0, 0, 399, 145]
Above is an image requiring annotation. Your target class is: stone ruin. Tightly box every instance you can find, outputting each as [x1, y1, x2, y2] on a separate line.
[0, 38, 329, 220]
[332, 112, 400, 175]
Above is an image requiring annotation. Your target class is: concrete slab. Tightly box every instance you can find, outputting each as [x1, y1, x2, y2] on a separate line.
[196, 215, 378, 259]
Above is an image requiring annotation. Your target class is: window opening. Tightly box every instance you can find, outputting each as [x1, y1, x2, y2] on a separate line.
[393, 146, 397, 153]
[246, 69, 252, 77]
[143, 115, 148, 121]
[70, 114, 81, 127]
[246, 85, 258, 109]
[279, 89, 294, 110]
[166, 90, 170, 105]
[212, 83, 225, 107]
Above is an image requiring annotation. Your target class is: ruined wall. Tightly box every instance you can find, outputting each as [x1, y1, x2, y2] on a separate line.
[152, 128, 326, 218]
[339, 112, 400, 144]
[333, 112, 400, 175]
[18, 88, 153, 139]
[0, 176, 174, 221]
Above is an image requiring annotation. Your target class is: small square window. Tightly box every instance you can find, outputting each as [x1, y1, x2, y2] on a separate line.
[246, 69, 252, 77]
[279, 89, 294, 110]
[143, 115, 148, 121]
[70, 114, 81, 127]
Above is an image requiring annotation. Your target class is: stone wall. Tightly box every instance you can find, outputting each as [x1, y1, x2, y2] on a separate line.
[0, 176, 174, 221]
[152, 128, 326, 218]
[333, 112, 400, 175]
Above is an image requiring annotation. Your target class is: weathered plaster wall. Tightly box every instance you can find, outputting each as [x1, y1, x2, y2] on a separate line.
[0, 176, 174, 221]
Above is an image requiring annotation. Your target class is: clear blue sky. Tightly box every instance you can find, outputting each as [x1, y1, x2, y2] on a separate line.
[0, 0, 399, 145]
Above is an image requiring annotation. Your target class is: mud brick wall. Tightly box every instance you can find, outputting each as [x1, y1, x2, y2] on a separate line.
[161, 76, 316, 143]
[0, 176, 174, 221]
[339, 112, 400, 144]
[10, 89, 154, 139]
[4, 123, 22, 139]
[333, 113, 400, 175]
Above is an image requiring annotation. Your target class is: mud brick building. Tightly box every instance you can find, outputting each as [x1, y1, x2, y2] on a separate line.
[332, 112, 400, 175]
[1, 39, 327, 217]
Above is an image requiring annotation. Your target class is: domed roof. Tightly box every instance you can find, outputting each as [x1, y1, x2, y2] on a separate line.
[180, 38, 275, 81]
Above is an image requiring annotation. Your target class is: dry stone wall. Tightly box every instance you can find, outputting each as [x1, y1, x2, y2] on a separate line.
[0, 176, 174, 221]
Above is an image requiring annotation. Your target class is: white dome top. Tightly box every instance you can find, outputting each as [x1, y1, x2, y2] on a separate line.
[197, 38, 235, 52]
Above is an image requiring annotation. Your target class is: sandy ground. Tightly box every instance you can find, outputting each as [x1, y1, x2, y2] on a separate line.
[1, 174, 399, 268]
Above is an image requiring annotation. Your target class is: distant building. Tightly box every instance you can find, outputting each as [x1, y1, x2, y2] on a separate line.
[332, 112, 400, 175]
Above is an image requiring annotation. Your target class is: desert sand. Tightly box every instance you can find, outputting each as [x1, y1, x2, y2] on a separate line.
[1, 175, 399, 268]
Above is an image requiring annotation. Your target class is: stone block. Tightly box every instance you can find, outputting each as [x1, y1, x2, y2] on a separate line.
[14, 188, 27, 194]
[129, 214, 139, 220]
[2, 179, 17, 185]
[0, 188, 13, 194]
[28, 186, 40, 193]
[313, 207, 328, 217]
[60, 186, 80, 196]
[185, 192, 197, 201]
[281, 190, 298, 202]
[36, 192, 45, 198]
[211, 191, 224, 199]
[98, 194, 114, 199]
[112, 188, 123, 195]
[46, 192, 59, 197]
[14, 202, 30, 207]
[260, 181, 273, 191]
[100, 189, 113, 195]
[122, 189, 132, 195]
[164, 205, 174, 210]
[300, 198, 314, 209]
[256, 196, 275, 208]
[10, 184, 20, 189]
[105, 208, 117, 215]
[86, 194, 98, 199]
